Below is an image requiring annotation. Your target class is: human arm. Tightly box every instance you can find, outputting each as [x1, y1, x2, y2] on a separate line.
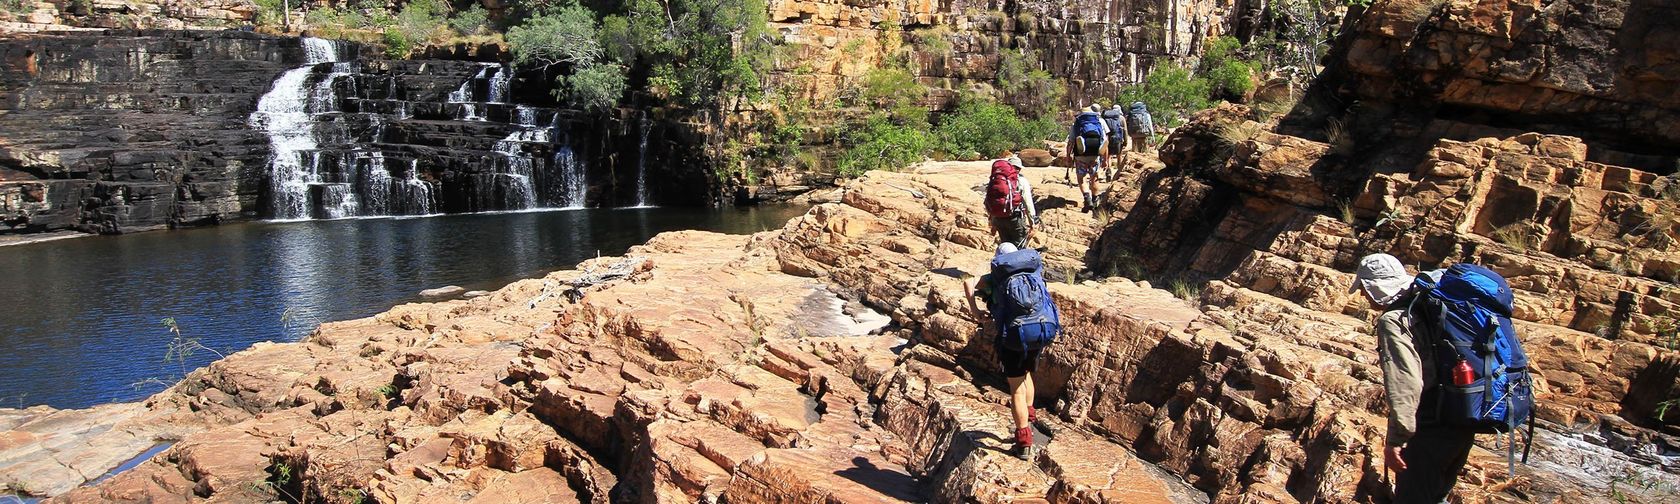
[964, 275, 990, 321]
[1376, 309, 1424, 466]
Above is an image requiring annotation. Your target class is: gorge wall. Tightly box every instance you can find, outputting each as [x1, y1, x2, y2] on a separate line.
[0, 30, 713, 234]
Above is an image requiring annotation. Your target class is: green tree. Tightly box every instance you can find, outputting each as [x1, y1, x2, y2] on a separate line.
[506, 4, 602, 68]
[564, 63, 629, 111]
[996, 48, 1067, 119]
[837, 115, 933, 177]
[449, 4, 491, 36]
[856, 67, 929, 126]
[1116, 64, 1211, 130]
[935, 95, 1058, 159]
[1197, 36, 1258, 100]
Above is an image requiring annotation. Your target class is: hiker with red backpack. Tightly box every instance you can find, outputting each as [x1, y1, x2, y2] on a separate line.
[964, 242, 1061, 460]
[984, 155, 1039, 249]
[1066, 105, 1108, 211]
[1354, 254, 1535, 503]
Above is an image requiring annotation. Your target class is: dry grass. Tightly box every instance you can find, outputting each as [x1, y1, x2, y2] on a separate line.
[1337, 199, 1356, 224]
[1217, 121, 1266, 147]
[1325, 117, 1355, 156]
[1168, 278, 1202, 302]
[1489, 222, 1536, 251]
[1254, 93, 1301, 121]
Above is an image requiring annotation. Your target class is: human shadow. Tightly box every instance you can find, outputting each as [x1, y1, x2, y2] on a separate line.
[833, 456, 926, 501]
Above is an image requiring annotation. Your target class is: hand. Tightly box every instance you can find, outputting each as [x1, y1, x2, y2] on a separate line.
[1384, 445, 1407, 472]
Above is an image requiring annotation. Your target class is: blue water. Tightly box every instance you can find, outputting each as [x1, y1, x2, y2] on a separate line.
[0, 206, 806, 409]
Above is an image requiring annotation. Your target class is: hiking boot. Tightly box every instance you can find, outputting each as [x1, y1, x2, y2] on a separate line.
[1012, 426, 1035, 461]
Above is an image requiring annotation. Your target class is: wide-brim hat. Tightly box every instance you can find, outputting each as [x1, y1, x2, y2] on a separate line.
[1351, 253, 1413, 305]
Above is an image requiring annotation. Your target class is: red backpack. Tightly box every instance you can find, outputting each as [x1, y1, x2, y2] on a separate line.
[985, 159, 1024, 218]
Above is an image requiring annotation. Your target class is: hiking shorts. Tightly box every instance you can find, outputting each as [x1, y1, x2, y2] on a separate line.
[1074, 157, 1100, 177]
[996, 341, 1042, 378]
[991, 214, 1031, 248]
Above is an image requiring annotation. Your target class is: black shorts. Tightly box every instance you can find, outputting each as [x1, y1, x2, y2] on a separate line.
[996, 341, 1042, 378]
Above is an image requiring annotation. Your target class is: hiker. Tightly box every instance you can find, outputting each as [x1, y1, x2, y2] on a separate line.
[965, 242, 1061, 460]
[984, 155, 1040, 249]
[1066, 104, 1108, 211]
[1125, 102, 1154, 153]
[1355, 254, 1534, 503]
[1100, 104, 1129, 181]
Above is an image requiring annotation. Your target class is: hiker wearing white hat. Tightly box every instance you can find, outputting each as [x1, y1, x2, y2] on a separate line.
[1354, 253, 1472, 503]
[1066, 105, 1111, 211]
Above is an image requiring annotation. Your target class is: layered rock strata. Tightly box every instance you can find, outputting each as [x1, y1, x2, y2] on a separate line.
[4, 159, 1675, 503]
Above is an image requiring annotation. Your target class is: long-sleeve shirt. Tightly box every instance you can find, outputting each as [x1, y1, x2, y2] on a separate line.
[1376, 307, 1436, 446]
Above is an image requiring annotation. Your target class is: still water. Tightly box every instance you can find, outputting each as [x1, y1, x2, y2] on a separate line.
[0, 206, 807, 409]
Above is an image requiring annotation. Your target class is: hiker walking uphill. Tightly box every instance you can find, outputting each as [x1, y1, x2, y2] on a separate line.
[984, 155, 1039, 249]
[1125, 102, 1155, 153]
[1100, 105, 1129, 181]
[965, 242, 1061, 461]
[1354, 254, 1536, 503]
[1066, 105, 1109, 211]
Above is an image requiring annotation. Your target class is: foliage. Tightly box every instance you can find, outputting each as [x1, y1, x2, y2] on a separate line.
[449, 4, 491, 36]
[996, 48, 1066, 119]
[935, 95, 1058, 159]
[0, 0, 27, 16]
[506, 4, 602, 68]
[1199, 36, 1259, 100]
[563, 63, 628, 111]
[837, 115, 933, 177]
[910, 26, 953, 57]
[1115, 64, 1210, 130]
[855, 66, 928, 126]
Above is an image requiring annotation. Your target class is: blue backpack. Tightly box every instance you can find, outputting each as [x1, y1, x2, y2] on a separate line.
[1126, 103, 1154, 136]
[1407, 264, 1535, 466]
[990, 249, 1061, 351]
[1073, 112, 1105, 156]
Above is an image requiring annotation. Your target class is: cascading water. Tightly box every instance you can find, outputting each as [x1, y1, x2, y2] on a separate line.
[634, 113, 651, 207]
[448, 65, 490, 121]
[357, 151, 393, 216]
[250, 38, 342, 220]
[487, 64, 511, 104]
[552, 136, 587, 209]
[394, 159, 434, 215]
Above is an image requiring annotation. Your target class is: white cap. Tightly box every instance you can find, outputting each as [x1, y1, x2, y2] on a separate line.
[1007, 154, 1024, 169]
[1353, 253, 1413, 306]
[1088, 104, 1101, 113]
[996, 242, 1018, 256]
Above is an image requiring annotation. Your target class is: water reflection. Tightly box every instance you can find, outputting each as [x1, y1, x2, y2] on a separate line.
[0, 206, 807, 409]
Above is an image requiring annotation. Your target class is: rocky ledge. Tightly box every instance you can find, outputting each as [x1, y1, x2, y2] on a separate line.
[3, 157, 1676, 503]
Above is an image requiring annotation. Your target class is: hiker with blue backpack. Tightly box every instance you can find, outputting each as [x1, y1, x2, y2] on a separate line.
[1353, 254, 1535, 503]
[965, 242, 1061, 460]
[1100, 105, 1130, 181]
[1066, 105, 1109, 211]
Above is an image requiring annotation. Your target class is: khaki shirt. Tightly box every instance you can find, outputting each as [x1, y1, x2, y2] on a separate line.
[1375, 307, 1436, 446]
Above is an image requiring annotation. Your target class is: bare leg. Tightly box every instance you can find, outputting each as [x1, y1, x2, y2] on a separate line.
[1008, 374, 1033, 432]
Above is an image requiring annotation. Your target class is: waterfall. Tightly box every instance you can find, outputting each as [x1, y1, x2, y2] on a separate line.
[553, 141, 586, 209]
[358, 151, 392, 216]
[493, 105, 550, 210]
[634, 113, 651, 207]
[395, 159, 434, 215]
[250, 38, 343, 220]
[487, 65, 511, 104]
[448, 65, 490, 121]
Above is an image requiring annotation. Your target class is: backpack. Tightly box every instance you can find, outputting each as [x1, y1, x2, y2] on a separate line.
[1126, 103, 1154, 136]
[984, 159, 1025, 218]
[990, 249, 1061, 352]
[1074, 113, 1105, 156]
[1407, 263, 1535, 469]
[1100, 110, 1125, 139]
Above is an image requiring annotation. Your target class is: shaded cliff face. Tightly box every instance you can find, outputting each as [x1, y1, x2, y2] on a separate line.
[0, 30, 297, 233]
[767, 0, 1247, 109]
[0, 30, 712, 234]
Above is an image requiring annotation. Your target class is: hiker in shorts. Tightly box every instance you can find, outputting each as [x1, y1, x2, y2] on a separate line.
[1066, 105, 1108, 211]
[983, 155, 1039, 249]
[965, 242, 1061, 461]
[1355, 254, 1474, 503]
[1100, 104, 1129, 181]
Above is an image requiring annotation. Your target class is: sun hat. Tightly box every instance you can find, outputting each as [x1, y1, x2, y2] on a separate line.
[1007, 154, 1024, 169]
[1352, 253, 1413, 305]
[996, 242, 1018, 256]
[1088, 104, 1100, 113]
